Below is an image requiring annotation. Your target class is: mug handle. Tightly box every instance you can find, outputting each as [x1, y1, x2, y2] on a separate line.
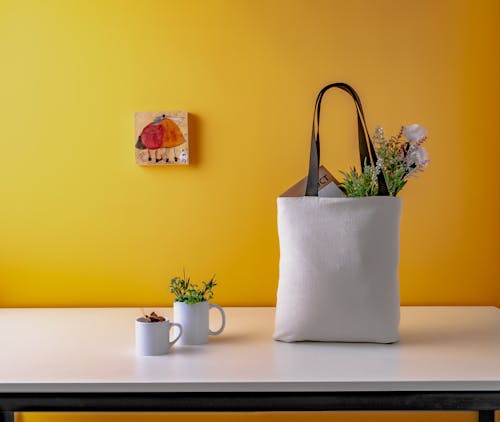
[208, 304, 226, 336]
[169, 322, 183, 347]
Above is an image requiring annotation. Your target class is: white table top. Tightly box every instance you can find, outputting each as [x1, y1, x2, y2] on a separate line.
[0, 306, 498, 393]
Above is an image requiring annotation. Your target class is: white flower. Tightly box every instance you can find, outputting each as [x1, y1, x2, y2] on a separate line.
[403, 124, 427, 142]
[407, 145, 429, 168]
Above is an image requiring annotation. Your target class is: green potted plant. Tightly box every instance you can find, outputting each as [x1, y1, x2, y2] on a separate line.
[170, 271, 226, 345]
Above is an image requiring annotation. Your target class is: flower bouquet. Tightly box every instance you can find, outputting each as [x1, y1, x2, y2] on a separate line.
[340, 124, 429, 197]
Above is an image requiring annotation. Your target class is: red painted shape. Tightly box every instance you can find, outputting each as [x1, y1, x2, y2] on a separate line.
[140, 122, 164, 150]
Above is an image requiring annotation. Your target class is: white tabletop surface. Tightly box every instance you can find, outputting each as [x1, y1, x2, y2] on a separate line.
[0, 306, 498, 393]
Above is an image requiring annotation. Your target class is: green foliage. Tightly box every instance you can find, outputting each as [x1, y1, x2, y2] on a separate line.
[169, 271, 217, 304]
[384, 164, 407, 197]
[339, 159, 379, 197]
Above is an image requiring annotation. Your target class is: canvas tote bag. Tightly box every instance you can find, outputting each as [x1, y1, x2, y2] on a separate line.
[274, 83, 402, 343]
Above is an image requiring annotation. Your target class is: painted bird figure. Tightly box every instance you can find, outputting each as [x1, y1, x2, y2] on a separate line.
[136, 114, 186, 163]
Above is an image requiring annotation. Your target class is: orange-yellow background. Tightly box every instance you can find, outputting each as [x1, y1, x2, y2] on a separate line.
[0, 0, 498, 421]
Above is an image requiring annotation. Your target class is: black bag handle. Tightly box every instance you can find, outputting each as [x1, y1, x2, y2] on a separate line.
[305, 83, 389, 196]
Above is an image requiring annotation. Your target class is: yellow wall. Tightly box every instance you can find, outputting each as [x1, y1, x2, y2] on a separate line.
[0, 0, 499, 421]
[0, 0, 499, 307]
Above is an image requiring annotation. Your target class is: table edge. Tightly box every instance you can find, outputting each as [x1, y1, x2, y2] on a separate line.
[1, 381, 499, 393]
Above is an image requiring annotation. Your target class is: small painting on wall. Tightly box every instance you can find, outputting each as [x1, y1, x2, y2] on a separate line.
[135, 111, 189, 166]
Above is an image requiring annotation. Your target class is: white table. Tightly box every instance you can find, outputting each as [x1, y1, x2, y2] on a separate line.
[0, 307, 498, 421]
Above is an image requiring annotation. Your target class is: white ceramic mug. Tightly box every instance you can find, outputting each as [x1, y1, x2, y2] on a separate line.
[174, 301, 226, 345]
[135, 317, 183, 356]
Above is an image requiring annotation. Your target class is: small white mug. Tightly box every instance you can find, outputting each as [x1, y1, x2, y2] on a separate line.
[174, 301, 226, 345]
[135, 317, 183, 356]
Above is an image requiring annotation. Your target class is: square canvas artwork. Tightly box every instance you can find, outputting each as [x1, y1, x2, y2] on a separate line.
[135, 111, 189, 166]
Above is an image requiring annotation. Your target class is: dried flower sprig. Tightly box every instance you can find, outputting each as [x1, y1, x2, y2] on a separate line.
[374, 124, 429, 196]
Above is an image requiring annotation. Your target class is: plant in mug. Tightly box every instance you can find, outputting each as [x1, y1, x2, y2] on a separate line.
[340, 124, 429, 197]
[171, 271, 225, 345]
[169, 271, 217, 304]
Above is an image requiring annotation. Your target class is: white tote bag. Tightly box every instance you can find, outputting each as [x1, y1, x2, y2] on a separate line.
[274, 83, 402, 343]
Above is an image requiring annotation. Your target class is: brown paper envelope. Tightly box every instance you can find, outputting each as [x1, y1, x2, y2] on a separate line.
[280, 165, 344, 198]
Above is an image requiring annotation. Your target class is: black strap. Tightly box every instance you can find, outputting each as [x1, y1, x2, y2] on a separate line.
[305, 83, 389, 196]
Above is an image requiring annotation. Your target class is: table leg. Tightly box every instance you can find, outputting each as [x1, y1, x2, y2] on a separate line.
[479, 410, 495, 422]
[0, 412, 14, 422]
